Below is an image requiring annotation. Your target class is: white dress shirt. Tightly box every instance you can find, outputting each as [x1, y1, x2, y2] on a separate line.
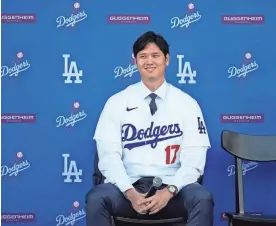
[93, 80, 211, 193]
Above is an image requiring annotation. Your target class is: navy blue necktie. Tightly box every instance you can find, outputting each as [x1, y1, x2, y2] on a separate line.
[148, 93, 157, 115]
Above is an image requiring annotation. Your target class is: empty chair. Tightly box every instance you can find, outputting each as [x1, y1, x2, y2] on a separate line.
[221, 130, 276, 226]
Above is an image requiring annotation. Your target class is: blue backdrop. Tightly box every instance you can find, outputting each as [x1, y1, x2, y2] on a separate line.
[1, 0, 276, 225]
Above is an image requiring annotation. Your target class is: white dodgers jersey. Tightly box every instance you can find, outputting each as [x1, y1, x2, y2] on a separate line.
[94, 81, 211, 186]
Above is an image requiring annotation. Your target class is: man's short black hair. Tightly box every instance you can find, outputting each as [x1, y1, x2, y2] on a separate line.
[133, 31, 170, 58]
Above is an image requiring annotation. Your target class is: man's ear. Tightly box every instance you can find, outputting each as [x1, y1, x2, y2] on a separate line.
[132, 54, 137, 65]
[166, 54, 170, 66]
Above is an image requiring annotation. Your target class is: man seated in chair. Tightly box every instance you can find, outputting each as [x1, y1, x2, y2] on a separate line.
[86, 31, 214, 226]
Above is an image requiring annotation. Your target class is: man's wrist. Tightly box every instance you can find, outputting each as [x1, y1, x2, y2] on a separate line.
[164, 188, 174, 200]
[166, 185, 178, 198]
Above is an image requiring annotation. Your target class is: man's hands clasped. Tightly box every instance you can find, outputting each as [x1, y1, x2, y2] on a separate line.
[125, 189, 149, 215]
[125, 188, 173, 215]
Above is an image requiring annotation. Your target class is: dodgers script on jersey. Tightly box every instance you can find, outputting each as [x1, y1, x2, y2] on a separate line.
[94, 81, 211, 191]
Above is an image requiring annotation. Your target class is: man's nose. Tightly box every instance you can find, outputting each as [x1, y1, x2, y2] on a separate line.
[145, 56, 154, 64]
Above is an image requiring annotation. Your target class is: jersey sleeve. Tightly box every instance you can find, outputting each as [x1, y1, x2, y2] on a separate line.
[171, 146, 208, 192]
[93, 95, 122, 142]
[93, 95, 134, 192]
[181, 99, 211, 148]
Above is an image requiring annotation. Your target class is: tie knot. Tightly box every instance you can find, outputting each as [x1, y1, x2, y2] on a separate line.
[149, 93, 157, 100]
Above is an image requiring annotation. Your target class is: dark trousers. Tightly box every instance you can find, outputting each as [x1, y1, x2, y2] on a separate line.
[85, 177, 214, 226]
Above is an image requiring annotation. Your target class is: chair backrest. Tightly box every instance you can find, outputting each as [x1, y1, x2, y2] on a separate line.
[222, 130, 276, 162]
[93, 150, 106, 186]
[221, 130, 276, 215]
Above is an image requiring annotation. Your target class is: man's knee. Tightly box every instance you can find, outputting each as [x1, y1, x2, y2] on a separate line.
[195, 186, 213, 202]
[85, 183, 133, 218]
[183, 183, 214, 205]
[86, 183, 117, 210]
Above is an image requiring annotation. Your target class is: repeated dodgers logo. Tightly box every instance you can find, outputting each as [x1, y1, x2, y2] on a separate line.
[56, 201, 86, 226]
[56, 2, 87, 28]
[56, 102, 87, 128]
[114, 54, 138, 79]
[1, 52, 31, 78]
[1, 152, 31, 178]
[171, 3, 202, 29]
[227, 161, 259, 176]
[228, 52, 259, 79]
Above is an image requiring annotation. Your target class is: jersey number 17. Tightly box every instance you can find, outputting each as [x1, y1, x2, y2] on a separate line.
[165, 145, 180, 164]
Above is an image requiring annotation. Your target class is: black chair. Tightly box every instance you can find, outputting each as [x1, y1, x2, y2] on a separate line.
[88, 150, 204, 226]
[221, 130, 276, 226]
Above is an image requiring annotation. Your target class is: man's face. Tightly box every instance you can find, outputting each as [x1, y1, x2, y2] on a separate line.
[135, 43, 169, 82]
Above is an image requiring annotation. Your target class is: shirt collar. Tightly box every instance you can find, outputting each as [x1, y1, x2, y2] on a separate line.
[139, 80, 168, 100]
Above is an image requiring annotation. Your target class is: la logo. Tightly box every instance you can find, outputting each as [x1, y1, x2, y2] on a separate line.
[177, 55, 196, 84]
[62, 54, 83, 84]
[197, 117, 206, 134]
[62, 154, 82, 183]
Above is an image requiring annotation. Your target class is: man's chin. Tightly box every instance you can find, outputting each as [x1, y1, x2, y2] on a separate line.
[146, 76, 161, 82]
